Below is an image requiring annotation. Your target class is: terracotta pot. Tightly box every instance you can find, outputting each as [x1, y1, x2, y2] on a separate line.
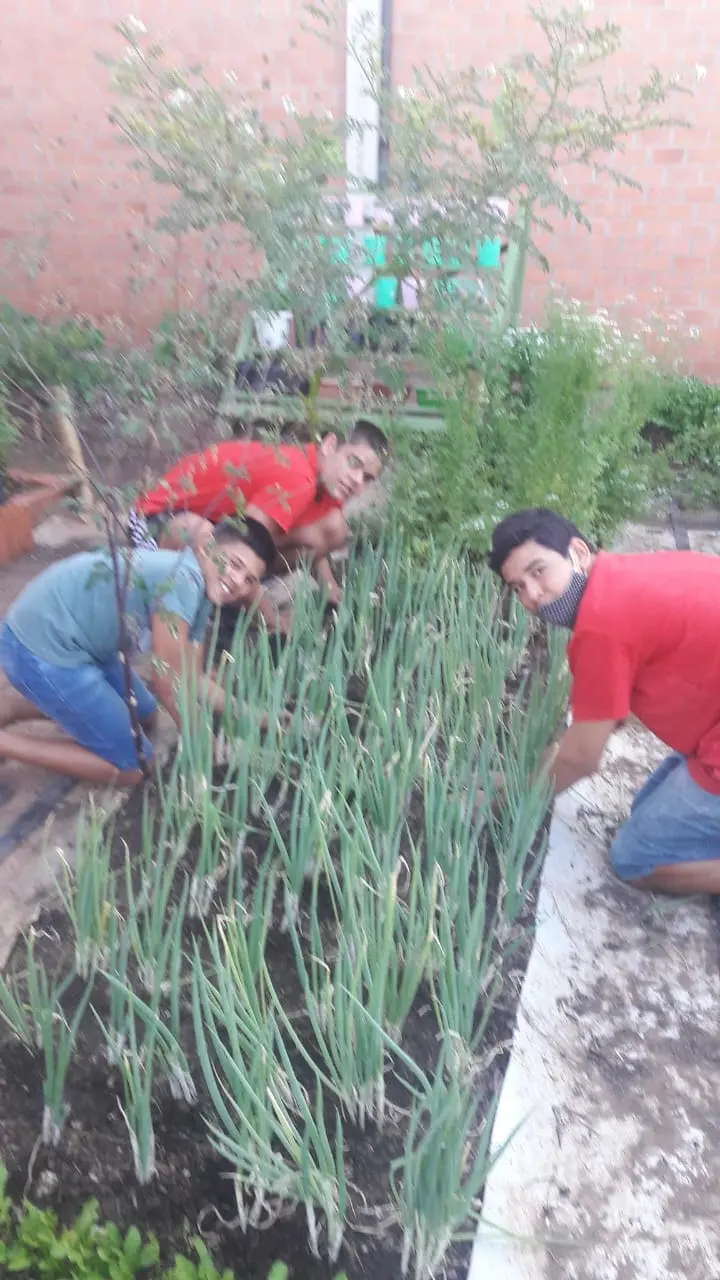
[317, 379, 347, 402]
[0, 468, 76, 566]
[317, 377, 413, 404]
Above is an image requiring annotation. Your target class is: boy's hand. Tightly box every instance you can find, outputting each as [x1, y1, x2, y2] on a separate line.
[259, 709, 292, 733]
[472, 772, 506, 814]
[213, 709, 291, 765]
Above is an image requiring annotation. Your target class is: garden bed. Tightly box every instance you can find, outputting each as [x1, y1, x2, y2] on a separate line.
[0, 540, 565, 1279]
[0, 821, 539, 1280]
[0, 467, 77, 565]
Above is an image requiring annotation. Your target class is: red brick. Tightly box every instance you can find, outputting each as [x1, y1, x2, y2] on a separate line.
[685, 186, 718, 203]
[653, 149, 686, 164]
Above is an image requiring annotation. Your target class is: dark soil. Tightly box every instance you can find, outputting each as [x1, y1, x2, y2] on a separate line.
[0, 753, 544, 1280]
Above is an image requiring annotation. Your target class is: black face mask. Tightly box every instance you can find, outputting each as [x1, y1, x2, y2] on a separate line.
[537, 569, 588, 629]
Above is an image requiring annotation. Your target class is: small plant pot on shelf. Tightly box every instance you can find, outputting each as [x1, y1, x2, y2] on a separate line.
[0, 468, 77, 566]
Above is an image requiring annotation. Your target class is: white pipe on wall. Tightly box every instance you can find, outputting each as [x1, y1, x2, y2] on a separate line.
[345, 0, 382, 209]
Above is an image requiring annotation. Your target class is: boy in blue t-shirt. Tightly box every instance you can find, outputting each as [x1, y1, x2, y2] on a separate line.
[0, 519, 274, 787]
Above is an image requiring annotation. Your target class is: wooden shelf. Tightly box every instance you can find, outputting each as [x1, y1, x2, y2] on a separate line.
[216, 314, 448, 434]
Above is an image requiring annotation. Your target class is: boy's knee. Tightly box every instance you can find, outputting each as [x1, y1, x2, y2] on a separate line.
[609, 826, 640, 882]
[321, 510, 350, 553]
[110, 734, 155, 774]
[115, 766, 147, 787]
[609, 818, 658, 883]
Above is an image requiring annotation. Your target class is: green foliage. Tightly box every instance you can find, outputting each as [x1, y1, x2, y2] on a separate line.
[151, 305, 239, 394]
[160, 1239, 233, 1280]
[0, 929, 94, 1147]
[0, 1167, 305, 1278]
[0, 388, 19, 471]
[107, 6, 688, 286]
[390, 1048, 503, 1277]
[650, 374, 720, 454]
[391, 301, 666, 554]
[0, 1166, 160, 1278]
[41, 535, 564, 1278]
[0, 302, 106, 403]
[639, 372, 720, 509]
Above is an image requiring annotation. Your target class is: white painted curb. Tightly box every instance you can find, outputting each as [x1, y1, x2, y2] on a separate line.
[468, 784, 595, 1279]
[468, 723, 720, 1279]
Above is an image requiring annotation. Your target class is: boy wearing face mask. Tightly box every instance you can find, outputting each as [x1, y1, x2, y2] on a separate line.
[489, 506, 720, 896]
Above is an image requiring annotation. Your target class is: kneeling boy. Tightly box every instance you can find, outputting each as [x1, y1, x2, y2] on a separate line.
[129, 423, 388, 630]
[0, 520, 273, 787]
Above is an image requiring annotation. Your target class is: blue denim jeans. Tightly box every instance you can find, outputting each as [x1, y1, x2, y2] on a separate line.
[610, 752, 720, 881]
[0, 623, 156, 771]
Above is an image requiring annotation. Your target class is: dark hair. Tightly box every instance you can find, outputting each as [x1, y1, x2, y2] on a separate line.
[348, 419, 390, 462]
[213, 516, 276, 569]
[488, 507, 594, 576]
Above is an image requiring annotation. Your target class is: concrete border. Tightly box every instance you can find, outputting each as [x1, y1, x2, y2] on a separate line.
[469, 723, 720, 1280]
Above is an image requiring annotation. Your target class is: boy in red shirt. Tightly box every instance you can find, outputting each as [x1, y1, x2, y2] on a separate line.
[129, 422, 387, 631]
[489, 507, 720, 895]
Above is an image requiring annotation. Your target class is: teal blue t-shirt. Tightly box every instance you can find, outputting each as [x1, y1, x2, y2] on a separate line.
[6, 549, 212, 668]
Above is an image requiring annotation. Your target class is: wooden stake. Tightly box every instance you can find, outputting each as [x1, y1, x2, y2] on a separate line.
[51, 384, 94, 511]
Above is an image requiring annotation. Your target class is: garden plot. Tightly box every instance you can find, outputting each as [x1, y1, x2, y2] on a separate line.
[0, 538, 567, 1280]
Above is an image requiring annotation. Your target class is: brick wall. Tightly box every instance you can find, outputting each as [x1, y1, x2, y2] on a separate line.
[0, 0, 717, 377]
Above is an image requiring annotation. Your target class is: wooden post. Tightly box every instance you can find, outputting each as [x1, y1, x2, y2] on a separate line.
[51, 384, 94, 511]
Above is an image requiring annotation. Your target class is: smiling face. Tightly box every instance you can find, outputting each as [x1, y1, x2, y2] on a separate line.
[500, 537, 593, 613]
[199, 536, 266, 607]
[317, 434, 384, 503]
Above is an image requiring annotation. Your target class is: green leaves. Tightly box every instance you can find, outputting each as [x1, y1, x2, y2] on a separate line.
[0, 302, 106, 406]
[0, 1181, 160, 1278]
[162, 1239, 233, 1280]
[0, 1168, 260, 1277]
[58, 802, 117, 980]
[390, 1049, 510, 1279]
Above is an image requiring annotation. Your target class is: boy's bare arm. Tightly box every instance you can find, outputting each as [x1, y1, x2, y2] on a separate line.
[150, 615, 229, 722]
[540, 719, 617, 795]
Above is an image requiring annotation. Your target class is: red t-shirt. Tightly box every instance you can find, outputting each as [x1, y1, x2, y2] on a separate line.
[568, 550, 720, 794]
[136, 441, 341, 534]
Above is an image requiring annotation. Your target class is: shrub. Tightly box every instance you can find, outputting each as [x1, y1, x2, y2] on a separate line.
[390, 301, 666, 555]
[649, 374, 720, 471]
[101, 9, 688, 421]
[0, 1169, 159, 1279]
[0, 302, 106, 403]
